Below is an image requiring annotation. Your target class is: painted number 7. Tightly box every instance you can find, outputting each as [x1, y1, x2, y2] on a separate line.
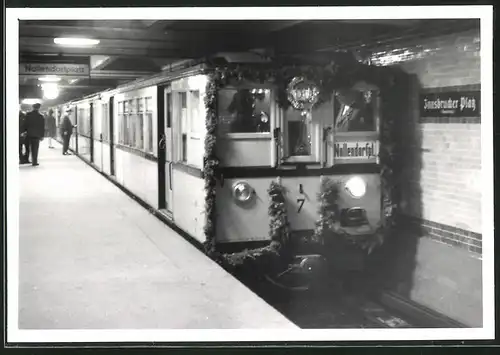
[296, 198, 305, 213]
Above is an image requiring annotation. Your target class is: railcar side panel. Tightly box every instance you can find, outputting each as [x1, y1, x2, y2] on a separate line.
[102, 142, 111, 175]
[113, 86, 158, 204]
[215, 177, 271, 243]
[171, 168, 206, 243]
[216, 136, 272, 167]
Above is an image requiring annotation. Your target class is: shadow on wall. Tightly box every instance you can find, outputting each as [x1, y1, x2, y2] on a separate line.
[364, 71, 423, 299]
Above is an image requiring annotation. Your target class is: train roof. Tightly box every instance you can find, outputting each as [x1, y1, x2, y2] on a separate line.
[61, 51, 384, 106]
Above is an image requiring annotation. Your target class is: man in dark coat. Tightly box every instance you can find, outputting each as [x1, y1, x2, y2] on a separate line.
[60, 108, 74, 155]
[19, 110, 30, 164]
[23, 103, 45, 166]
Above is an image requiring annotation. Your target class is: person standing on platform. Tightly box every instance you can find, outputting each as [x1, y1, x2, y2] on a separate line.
[19, 110, 30, 164]
[60, 108, 74, 155]
[23, 103, 45, 166]
[45, 109, 57, 149]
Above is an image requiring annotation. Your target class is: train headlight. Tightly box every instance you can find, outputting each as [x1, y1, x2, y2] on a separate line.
[232, 181, 254, 203]
[345, 176, 366, 198]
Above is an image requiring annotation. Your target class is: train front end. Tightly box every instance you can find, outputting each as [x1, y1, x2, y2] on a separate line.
[203, 58, 399, 290]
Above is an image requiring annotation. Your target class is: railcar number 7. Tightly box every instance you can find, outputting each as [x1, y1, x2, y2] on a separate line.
[296, 198, 305, 213]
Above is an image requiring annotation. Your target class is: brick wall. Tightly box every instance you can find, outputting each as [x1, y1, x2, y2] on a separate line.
[361, 27, 483, 326]
[368, 28, 482, 251]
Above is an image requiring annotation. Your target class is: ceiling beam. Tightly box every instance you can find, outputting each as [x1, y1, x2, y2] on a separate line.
[19, 24, 170, 41]
[20, 44, 206, 59]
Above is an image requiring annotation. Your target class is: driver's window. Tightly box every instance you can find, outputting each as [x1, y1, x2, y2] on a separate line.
[217, 88, 271, 135]
[334, 89, 378, 132]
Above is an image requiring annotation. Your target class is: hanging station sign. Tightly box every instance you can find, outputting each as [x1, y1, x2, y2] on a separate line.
[420, 91, 480, 118]
[19, 55, 91, 77]
[20, 63, 90, 77]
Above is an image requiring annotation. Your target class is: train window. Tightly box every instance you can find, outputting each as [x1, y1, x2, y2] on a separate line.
[217, 88, 271, 134]
[178, 92, 188, 162]
[145, 97, 154, 153]
[136, 98, 144, 150]
[102, 103, 109, 141]
[120, 101, 127, 145]
[333, 89, 377, 132]
[129, 99, 136, 148]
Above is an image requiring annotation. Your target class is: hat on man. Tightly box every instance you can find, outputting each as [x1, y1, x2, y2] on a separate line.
[32, 103, 41, 110]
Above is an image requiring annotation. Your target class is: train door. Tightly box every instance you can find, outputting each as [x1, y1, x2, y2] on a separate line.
[158, 86, 173, 215]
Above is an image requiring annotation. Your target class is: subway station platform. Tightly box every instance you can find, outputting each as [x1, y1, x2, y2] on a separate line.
[18, 140, 297, 330]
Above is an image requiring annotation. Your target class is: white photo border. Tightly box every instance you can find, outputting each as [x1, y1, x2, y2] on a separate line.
[6, 5, 495, 343]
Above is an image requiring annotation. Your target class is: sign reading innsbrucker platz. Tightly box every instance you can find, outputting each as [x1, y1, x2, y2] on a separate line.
[420, 91, 480, 118]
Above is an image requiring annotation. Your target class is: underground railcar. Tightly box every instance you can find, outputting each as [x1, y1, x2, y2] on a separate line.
[52, 53, 404, 290]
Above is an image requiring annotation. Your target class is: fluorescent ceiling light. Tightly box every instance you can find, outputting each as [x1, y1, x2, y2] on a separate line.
[43, 89, 59, 100]
[54, 37, 100, 46]
[42, 83, 60, 100]
[22, 98, 42, 105]
[41, 83, 59, 91]
[38, 76, 61, 82]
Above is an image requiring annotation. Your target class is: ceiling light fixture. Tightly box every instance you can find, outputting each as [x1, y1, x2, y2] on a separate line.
[54, 37, 100, 46]
[22, 98, 42, 105]
[38, 75, 61, 82]
[41, 83, 60, 100]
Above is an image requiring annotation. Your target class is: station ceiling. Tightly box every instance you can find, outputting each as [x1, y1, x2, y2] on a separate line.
[18, 18, 479, 106]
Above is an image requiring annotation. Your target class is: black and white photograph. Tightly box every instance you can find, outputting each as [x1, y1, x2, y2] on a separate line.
[5, 5, 494, 344]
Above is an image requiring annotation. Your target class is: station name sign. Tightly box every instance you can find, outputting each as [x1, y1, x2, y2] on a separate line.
[420, 91, 480, 118]
[334, 141, 378, 159]
[19, 63, 90, 77]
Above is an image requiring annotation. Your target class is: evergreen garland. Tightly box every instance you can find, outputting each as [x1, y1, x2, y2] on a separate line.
[222, 180, 290, 269]
[313, 177, 385, 254]
[202, 72, 220, 256]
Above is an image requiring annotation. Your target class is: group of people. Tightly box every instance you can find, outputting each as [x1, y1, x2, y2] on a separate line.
[19, 103, 76, 166]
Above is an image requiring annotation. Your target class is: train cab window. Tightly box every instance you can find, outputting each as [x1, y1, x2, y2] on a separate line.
[217, 88, 271, 134]
[334, 89, 378, 133]
[145, 97, 154, 153]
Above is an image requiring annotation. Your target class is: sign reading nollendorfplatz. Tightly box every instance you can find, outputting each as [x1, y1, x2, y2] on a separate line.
[19, 63, 90, 77]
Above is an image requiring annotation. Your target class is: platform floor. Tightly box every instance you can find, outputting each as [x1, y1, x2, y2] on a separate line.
[18, 140, 297, 329]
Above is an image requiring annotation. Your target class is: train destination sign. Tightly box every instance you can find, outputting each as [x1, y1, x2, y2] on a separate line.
[334, 141, 378, 159]
[420, 91, 480, 118]
[19, 63, 90, 77]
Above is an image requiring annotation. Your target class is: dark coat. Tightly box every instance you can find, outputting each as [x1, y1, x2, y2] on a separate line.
[45, 114, 57, 137]
[19, 111, 26, 133]
[24, 110, 45, 138]
[60, 116, 74, 136]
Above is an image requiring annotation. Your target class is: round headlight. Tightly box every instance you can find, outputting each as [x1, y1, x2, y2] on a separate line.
[345, 176, 366, 198]
[232, 181, 254, 203]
